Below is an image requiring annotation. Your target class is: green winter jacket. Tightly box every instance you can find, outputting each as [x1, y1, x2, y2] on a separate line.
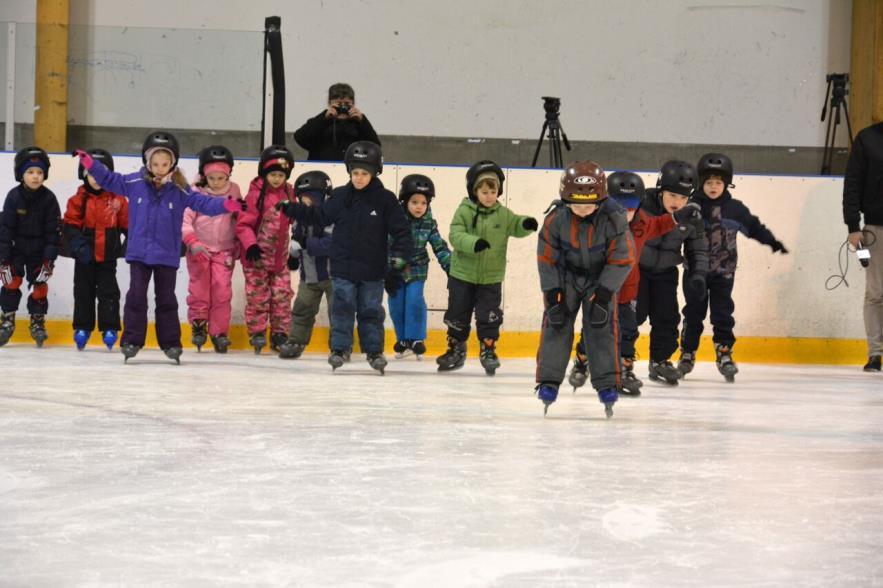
[449, 197, 535, 285]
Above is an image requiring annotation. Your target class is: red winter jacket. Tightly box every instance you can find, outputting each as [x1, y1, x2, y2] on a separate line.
[62, 186, 128, 262]
[619, 209, 676, 303]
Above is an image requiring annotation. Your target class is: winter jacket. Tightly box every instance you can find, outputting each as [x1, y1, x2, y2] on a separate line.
[235, 178, 294, 273]
[619, 209, 676, 303]
[638, 188, 709, 276]
[88, 160, 229, 268]
[182, 182, 242, 254]
[690, 189, 782, 277]
[62, 185, 129, 263]
[0, 184, 61, 262]
[537, 199, 635, 295]
[843, 121, 883, 232]
[449, 198, 535, 285]
[288, 177, 412, 282]
[293, 111, 381, 162]
[291, 192, 332, 284]
[393, 207, 451, 283]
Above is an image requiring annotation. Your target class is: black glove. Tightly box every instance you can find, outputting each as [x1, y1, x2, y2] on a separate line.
[687, 273, 707, 300]
[245, 244, 262, 263]
[522, 217, 538, 231]
[589, 286, 613, 329]
[672, 202, 701, 223]
[474, 239, 491, 253]
[287, 256, 300, 271]
[74, 243, 94, 265]
[384, 271, 402, 297]
[770, 240, 789, 254]
[275, 200, 304, 219]
[544, 288, 566, 327]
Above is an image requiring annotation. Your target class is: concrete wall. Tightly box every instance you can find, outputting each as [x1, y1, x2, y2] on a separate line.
[0, 152, 864, 343]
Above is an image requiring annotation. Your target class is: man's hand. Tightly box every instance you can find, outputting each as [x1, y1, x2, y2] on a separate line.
[848, 231, 863, 250]
[348, 106, 364, 121]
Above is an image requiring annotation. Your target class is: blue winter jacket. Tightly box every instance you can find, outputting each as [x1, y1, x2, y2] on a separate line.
[88, 161, 228, 268]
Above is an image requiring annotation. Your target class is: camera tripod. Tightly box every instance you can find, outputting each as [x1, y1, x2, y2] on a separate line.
[820, 73, 853, 175]
[531, 96, 572, 168]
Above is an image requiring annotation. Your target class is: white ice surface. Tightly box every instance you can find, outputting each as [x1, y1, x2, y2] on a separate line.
[1, 347, 881, 587]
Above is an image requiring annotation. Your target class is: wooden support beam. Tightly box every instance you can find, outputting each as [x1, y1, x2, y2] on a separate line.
[34, 0, 70, 151]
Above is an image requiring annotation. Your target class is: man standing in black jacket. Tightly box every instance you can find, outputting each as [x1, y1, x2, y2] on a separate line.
[843, 121, 883, 372]
[293, 83, 381, 162]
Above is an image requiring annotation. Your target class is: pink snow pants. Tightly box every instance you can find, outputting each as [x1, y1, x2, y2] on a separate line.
[186, 250, 236, 336]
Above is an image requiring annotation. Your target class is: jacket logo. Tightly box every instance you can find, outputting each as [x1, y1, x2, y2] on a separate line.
[16, 208, 27, 215]
[573, 176, 596, 185]
[168, 202, 174, 210]
[370, 210, 377, 216]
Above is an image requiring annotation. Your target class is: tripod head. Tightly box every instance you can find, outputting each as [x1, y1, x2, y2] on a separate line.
[821, 73, 849, 121]
[542, 96, 562, 121]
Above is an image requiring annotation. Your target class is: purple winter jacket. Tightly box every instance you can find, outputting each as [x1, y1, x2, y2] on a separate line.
[88, 160, 228, 268]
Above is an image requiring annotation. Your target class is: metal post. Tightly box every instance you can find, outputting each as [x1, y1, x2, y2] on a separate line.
[5, 22, 15, 150]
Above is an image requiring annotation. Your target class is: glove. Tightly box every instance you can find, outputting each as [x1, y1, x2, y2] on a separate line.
[0, 263, 13, 287]
[245, 244, 262, 263]
[275, 200, 304, 219]
[35, 260, 53, 283]
[223, 198, 246, 213]
[289, 239, 303, 258]
[390, 257, 407, 271]
[385, 271, 403, 297]
[589, 286, 612, 329]
[74, 243, 94, 265]
[287, 256, 300, 271]
[522, 217, 539, 231]
[544, 288, 566, 328]
[687, 272, 707, 300]
[72, 149, 94, 169]
[188, 242, 211, 260]
[672, 202, 701, 223]
[770, 240, 789, 254]
[474, 239, 491, 253]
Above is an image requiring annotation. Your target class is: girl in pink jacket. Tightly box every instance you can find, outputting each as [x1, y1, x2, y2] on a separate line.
[236, 145, 296, 354]
[183, 146, 243, 353]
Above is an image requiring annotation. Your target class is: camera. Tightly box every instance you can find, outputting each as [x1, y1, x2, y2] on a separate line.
[542, 96, 561, 115]
[857, 244, 871, 268]
[335, 104, 351, 115]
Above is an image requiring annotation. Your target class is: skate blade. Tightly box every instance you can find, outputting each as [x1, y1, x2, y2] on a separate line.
[605, 404, 614, 418]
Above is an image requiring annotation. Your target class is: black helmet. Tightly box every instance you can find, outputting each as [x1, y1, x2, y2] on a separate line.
[78, 148, 114, 180]
[697, 152, 734, 187]
[606, 171, 645, 209]
[465, 160, 504, 200]
[258, 145, 295, 179]
[344, 141, 382, 175]
[294, 170, 332, 196]
[198, 144, 234, 177]
[141, 130, 180, 165]
[14, 146, 50, 181]
[656, 160, 697, 197]
[398, 174, 435, 204]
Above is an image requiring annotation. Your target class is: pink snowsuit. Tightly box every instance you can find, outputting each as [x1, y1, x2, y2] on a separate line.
[182, 181, 242, 336]
[236, 177, 295, 337]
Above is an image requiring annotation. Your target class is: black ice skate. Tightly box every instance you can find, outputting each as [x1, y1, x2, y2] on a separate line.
[0, 311, 15, 346]
[479, 338, 501, 376]
[567, 354, 588, 393]
[677, 351, 695, 378]
[210, 334, 230, 354]
[437, 336, 467, 372]
[715, 344, 738, 383]
[328, 350, 347, 371]
[648, 359, 681, 386]
[367, 352, 387, 375]
[864, 355, 882, 372]
[278, 339, 304, 359]
[411, 340, 426, 360]
[250, 332, 266, 355]
[29, 314, 48, 348]
[121, 343, 141, 362]
[620, 357, 642, 396]
[191, 319, 207, 352]
[393, 340, 412, 359]
[270, 332, 287, 353]
[164, 346, 183, 365]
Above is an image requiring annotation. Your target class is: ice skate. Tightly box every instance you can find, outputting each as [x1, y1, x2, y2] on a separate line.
[211, 334, 230, 354]
[715, 343, 738, 383]
[367, 352, 387, 375]
[328, 349, 347, 371]
[250, 332, 266, 355]
[0, 311, 15, 346]
[437, 336, 466, 372]
[567, 354, 588, 393]
[393, 340, 412, 359]
[278, 339, 304, 359]
[620, 357, 643, 396]
[190, 319, 207, 352]
[74, 329, 90, 351]
[412, 340, 426, 360]
[479, 338, 500, 376]
[649, 359, 681, 386]
[270, 332, 287, 353]
[864, 355, 882, 372]
[29, 314, 47, 348]
[598, 387, 618, 418]
[536, 383, 559, 416]
[102, 330, 118, 351]
[121, 343, 141, 362]
[164, 346, 183, 365]
[677, 351, 695, 378]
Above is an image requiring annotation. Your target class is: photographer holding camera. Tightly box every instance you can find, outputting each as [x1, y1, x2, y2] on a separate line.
[293, 83, 380, 162]
[843, 120, 883, 372]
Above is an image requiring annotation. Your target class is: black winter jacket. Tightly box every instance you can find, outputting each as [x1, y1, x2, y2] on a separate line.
[843, 121, 883, 232]
[293, 111, 381, 162]
[690, 190, 781, 276]
[638, 188, 708, 275]
[0, 185, 61, 262]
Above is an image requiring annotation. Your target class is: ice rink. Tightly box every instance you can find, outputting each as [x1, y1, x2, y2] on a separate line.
[1, 346, 881, 586]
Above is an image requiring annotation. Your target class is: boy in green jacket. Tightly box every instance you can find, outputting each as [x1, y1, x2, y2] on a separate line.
[437, 160, 537, 374]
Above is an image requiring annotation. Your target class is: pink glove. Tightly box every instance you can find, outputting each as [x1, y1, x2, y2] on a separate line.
[223, 198, 246, 213]
[72, 149, 94, 169]
[189, 242, 211, 260]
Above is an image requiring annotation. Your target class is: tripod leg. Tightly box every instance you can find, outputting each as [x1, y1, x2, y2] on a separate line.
[531, 122, 549, 168]
[821, 106, 835, 175]
[842, 103, 854, 145]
